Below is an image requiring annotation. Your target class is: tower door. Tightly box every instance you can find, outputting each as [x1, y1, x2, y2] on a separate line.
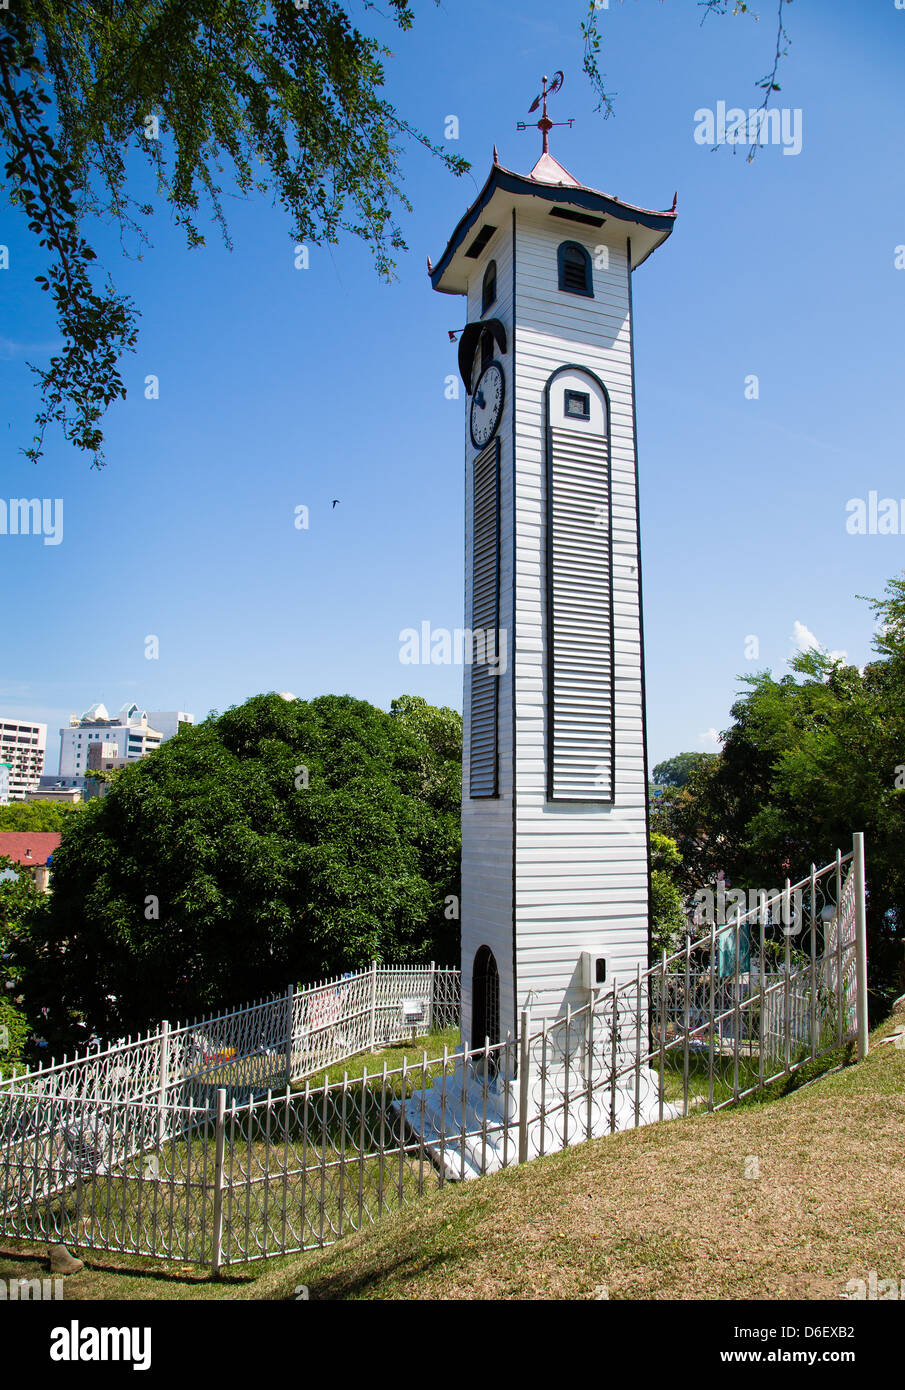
[471, 945, 500, 1048]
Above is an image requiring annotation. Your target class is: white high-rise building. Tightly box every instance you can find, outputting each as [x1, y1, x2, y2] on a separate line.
[146, 711, 195, 742]
[58, 702, 163, 778]
[0, 719, 47, 799]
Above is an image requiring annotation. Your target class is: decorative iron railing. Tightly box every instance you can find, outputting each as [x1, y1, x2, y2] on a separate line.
[0, 839, 868, 1271]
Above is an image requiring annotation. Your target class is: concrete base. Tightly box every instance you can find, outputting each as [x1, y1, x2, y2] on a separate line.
[400, 1056, 679, 1180]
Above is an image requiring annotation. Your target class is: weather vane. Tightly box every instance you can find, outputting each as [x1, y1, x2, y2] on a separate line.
[517, 72, 574, 156]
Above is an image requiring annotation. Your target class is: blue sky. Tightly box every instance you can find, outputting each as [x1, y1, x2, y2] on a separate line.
[1, 0, 903, 775]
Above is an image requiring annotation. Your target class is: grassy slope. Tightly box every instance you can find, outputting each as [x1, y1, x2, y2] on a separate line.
[2, 1009, 903, 1301]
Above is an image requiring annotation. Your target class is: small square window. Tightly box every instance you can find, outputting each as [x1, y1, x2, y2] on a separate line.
[564, 390, 590, 420]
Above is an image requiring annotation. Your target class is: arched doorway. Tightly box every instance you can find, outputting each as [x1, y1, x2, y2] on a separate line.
[471, 945, 500, 1049]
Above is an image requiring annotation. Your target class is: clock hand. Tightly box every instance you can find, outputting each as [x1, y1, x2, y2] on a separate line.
[474, 391, 486, 408]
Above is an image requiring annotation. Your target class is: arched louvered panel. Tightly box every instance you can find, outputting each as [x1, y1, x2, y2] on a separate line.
[546, 426, 614, 801]
[470, 436, 501, 797]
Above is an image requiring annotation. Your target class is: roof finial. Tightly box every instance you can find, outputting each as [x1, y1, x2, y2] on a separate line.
[492, 144, 499, 165]
[517, 71, 573, 157]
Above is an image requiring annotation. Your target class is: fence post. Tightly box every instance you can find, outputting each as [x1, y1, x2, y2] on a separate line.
[157, 1020, 170, 1148]
[853, 832, 869, 1060]
[285, 984, 295, 1087]
[369, 960, 378, 1051]
[428, 960, 436, 1033]
[783, 883, 792, 1073]
[517, 1009, 530, 1164]
[211, 1087, 227, 1274]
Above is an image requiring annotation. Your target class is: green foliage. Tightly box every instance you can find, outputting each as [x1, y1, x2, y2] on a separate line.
[0, 2, 468, 466]
[654, 573, 905, 1004]
[583, 0, 791, 124]
[651, 751, 717, 789]
[0, 858, 50, 1071]
[0, 8, 138, 465]
[0, 800, 85, 832]
[649, 832, 686, 959]
[22, 694, 462, 1042]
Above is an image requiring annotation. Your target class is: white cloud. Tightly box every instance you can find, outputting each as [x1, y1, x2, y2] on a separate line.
[0, 335, 64, 360]
[790, 620, 846, 666]
[791, 620, 819, 652]
[699, 727, 721, 749]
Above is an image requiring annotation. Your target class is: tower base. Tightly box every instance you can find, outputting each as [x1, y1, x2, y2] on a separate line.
[400, 1056, 679, 1180]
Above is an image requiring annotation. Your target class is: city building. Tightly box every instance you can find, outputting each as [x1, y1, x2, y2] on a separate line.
[36, 774, 104, 801]
[0, 719, 47, 799]
[58, 702, 163, 778]
[24, 784, 83, 804]
[146, 711, 195, 741]
[0, 762, 10, 805]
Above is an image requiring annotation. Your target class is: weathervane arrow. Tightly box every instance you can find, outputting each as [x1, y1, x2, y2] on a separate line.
[516, 71, 574, 155]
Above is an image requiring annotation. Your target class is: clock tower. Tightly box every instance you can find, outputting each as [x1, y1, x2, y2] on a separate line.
[429, 101, 676, 1062]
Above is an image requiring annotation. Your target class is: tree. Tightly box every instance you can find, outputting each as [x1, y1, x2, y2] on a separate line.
[583, 0, 792, 132]
[0, 858, 50, 1074]
[0, 800, 84, 833]
[18, 693, 461, 1042]
[649, 831, 687, 959]
[654, 575, 905, 1007]
[651, 751, 717, 789]
[2, 2, 793, 469]
[0, 1, 467, 466]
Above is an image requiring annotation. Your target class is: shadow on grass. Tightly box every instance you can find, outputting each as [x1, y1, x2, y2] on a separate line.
[0, 1241, 254, 1286]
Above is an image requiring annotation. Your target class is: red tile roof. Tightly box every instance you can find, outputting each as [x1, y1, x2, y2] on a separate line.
[0, 832, 62, 866]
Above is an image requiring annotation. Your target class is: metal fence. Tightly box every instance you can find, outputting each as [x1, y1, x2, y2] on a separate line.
[0, 839, 868, 1270]
[0, 962, 461, 1108]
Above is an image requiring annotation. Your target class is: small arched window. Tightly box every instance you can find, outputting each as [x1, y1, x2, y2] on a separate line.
[472, 945, 500, 1049]
[557, 241, 593, 298]
[482, 259, 497, 314]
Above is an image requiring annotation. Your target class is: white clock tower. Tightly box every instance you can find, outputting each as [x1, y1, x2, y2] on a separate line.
[429, 89, 676, 1057]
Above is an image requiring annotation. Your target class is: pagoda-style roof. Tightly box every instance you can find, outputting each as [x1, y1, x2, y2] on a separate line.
[429, 155, 676, 295]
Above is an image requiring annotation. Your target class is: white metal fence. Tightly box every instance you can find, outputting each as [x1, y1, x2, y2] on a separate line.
[0, 962, 460, 1107]
[0, 839, 868, 1270]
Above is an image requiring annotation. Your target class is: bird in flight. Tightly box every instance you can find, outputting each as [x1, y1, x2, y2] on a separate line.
[332, 499, 340, 508]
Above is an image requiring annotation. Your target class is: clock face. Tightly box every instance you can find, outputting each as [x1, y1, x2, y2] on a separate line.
[470, 361, 505, 449]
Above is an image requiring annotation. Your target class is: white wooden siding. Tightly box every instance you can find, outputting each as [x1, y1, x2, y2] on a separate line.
[512, 213, 650, 1025]
[460, 221, 515, 1048]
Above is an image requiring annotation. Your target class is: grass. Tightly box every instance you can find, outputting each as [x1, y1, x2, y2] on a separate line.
[1, 1008, 902, 1300]
[291, 1027, 460, 1089]
[0, 1026, 461, 1272]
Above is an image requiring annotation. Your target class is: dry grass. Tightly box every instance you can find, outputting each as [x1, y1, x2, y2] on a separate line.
[247, 1000, 905, 1301]
[2, 1005, 903, 1301]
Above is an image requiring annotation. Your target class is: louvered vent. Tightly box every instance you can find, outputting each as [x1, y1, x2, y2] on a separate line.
[562, 252, 586, 291]
[559, 245, 591, 295]
[470, 437, 500, 798]
[547, 426, 614, 801]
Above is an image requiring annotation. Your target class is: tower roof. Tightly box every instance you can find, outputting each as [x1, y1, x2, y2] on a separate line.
[527, 151, 580, 186]
[429, 158, 676, 295]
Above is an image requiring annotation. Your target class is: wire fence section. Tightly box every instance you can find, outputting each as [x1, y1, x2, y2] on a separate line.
[0, 842, 867, 1270]
[0, 963, 459, 1240]
[0, 962, 460, 1109]
[518, 846, 863, 1157]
